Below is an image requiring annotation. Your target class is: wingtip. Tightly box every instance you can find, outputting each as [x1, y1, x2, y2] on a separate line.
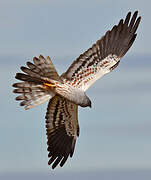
[128, 10, 138, 16]
[138, 16, 142, 22]
[134, 10, 138, 15]
[127, 11, 131, 16]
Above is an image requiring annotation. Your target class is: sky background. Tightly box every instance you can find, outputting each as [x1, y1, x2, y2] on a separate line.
[0, 0, 151, 179]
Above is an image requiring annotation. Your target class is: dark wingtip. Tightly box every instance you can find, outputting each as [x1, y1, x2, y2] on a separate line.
[137, 16, 142, 25]
[124, 11, 131, 25]
[60, 155, 69, 167]
[134, 10, 138, 15]
[138, 16, 141, 21]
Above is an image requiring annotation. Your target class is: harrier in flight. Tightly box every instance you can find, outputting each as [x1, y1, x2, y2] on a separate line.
[13, 11, 141, 169]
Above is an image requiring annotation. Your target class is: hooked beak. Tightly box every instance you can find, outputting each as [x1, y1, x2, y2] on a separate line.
[89, 101, 92, 108]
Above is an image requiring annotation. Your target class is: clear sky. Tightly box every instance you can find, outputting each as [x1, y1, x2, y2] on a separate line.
[0, 0, 151, 179]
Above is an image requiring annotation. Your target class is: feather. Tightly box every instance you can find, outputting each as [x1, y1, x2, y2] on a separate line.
[13, 55, 61, 109]
[46, 95, 79, 169]
[62, 11, 141, 91]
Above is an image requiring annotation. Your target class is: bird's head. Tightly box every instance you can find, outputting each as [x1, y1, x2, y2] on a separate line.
[87, 98, 92, 108]
[80, 94, 92, 108]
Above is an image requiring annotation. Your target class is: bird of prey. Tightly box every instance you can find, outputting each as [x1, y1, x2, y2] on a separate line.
[13, 11, 141, 169]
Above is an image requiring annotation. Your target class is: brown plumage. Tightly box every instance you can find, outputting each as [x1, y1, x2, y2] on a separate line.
[45, 95, 79, 169]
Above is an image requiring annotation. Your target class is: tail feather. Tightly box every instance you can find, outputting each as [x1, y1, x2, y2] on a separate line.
[15, 73, 43, 84]
[33, 55, 60, 81]
[26, 62, 44, 75]
[13, 55, 60, 109]
[19, 93, 53, 110]
[20, 66, 41, 78]
[13, 81, 55, 110]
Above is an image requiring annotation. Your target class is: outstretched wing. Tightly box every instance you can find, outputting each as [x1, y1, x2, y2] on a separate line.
[62, 11, 141, 91]
[45, 95, 79, 169]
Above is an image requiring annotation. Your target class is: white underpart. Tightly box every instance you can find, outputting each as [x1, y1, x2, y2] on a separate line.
[81, 54, 120, 91]
[55, 81, 87, 106]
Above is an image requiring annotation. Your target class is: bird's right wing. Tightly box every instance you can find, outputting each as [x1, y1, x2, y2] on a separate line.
[45, 95, 79, 169]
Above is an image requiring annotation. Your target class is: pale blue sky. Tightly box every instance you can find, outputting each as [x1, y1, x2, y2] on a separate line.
[0, 0, 151, 178]
[0, 0, 150, 57]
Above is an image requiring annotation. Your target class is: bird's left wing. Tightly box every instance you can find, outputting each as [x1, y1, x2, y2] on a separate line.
[45, 95, 79, 169]
[62, 11, 141, 91]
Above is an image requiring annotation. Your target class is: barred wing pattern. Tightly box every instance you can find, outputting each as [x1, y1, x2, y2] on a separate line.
[13, 55, 60, 109]
[62, 11, 141, 91]
[45, 95, 79, 169]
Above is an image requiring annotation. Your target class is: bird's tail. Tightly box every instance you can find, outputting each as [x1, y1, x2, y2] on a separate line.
[12, 55, 61, 110]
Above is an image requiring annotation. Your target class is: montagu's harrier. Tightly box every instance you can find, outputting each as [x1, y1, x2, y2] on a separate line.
[13, 11, 141, 169]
